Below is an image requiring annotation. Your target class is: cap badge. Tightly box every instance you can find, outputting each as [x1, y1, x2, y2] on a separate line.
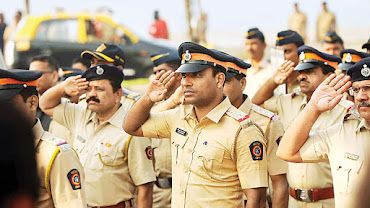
[299, 52, 305, 61]
[96, 66, 104, 75]
[96, 44, 106, 52]
[361, 64, 370, 77]
[184, 50, 192, 61]
[345, 53, 352, 63]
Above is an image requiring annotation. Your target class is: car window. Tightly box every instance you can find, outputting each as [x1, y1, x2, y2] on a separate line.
[35, 19, 78, 42]
[85, 20, 129, 44]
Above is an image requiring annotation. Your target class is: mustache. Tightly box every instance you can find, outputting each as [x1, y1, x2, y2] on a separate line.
[358, 102, 370, 108]
[87, 97, 100, 103]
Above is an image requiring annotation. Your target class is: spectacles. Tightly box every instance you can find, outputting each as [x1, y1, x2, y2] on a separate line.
[349, 85, 370, 96]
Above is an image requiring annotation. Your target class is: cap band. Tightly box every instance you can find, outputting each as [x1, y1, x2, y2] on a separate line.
[342, 53, 362, 63]
[276, 33, 295, 41]
[0, 78, 38, 87]
[151, 53, 170, 62]
[182, 53, 247, 75]
[94, 52, 115, 62]
[300, 52, 338, 69]
[246, 31, 257, 37]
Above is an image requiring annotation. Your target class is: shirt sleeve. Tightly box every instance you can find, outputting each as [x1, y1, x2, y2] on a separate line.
[141, 108, 178, 139]
[236, 123, 268, 189]
[266, 120, 288, 175]
[52, 101, 85, 132]
[299, 123, 341, 163]
[128, 136, 156, 186]
[50, 149, 87, 208]
[263, 96, 279, 113]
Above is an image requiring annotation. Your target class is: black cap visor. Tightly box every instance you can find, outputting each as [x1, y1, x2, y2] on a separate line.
[362, 43, 370, 49]
[338, 63, 354, 71]
[294, 60, 322, 71]
[0, 89, 22, 101]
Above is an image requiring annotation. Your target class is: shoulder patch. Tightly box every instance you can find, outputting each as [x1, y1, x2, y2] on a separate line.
[249, 141, 264, 161]
[226, 109, 249, 122]
[67, 169, 81, 190]
[122, 88, 141, 101]
[42, 137, 71, 152]
[338, 99, 355, 110]
[145, 146, 153, 160]
[251, 104, 279, 121]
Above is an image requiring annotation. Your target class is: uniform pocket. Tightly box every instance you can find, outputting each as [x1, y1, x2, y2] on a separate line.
[171, 136, 188, 166]
[197, 146, 225, 179]
[336, 159, 363, 194]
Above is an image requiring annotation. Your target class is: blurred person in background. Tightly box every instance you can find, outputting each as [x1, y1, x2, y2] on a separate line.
[3, 10, 21, 45]
[0, 13, 7, 53]
[322, 31, 344, 58]
[149, 10, 169, 40]
[288, 3, 307, 41]
[361, 37, 370, 53]
[71, 57, 90, 71]
[316, 2, 336, 42]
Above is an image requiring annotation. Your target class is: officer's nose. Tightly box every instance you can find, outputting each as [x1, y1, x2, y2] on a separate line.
[298, 72, 307, 81]
[181, 74, 193, 87]
[355, 88, 369, 102]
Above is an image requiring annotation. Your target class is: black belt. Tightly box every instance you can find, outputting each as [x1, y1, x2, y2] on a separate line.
[155, 177, 172, 189]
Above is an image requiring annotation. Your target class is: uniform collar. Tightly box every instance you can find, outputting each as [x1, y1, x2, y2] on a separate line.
[356, 118, 370, 132]
[87, 104, 124, 128]
[238, 94, 253, 114]
[182, 96, 233, 123]
[32, 119, 44, 148]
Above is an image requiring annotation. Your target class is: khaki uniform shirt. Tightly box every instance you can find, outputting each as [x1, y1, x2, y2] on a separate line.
[316, 11, 336, 42]
[33, 120, 86, 208]
[239, 96, 287, 176]
[264, 92, 353, 207]
[300, 115, 370, 208]
[244, 57, 274, 98]
[142, 97, 268, 208]
[289, 12, 307, 40]
[53, 97, 156, 207]
[152, 138, 172, 178]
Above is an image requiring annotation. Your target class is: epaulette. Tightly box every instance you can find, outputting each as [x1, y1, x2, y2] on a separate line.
[291, 87, 302, 98]
[338, 99, 355, 111]
[344, 112, 361, 121]
[226, 109, 254, 129]
[251, 104, 279, 121]
[42, 137, 71, 152]
[122, 88, 141, 101]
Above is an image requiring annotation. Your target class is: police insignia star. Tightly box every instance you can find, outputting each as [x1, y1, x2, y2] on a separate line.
[145, 146, 153, 160]
[184, 50, 191, 61]
[96, 66, 104, 75]
[249, 141, 263, 161]
[361, 64, 370, 77]
[345, 53, 352, 63]
[67, 169, 81, 190]
[299, 52, 305, 61]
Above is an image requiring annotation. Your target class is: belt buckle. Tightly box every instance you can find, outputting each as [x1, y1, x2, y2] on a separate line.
[296, 189, 314, 202]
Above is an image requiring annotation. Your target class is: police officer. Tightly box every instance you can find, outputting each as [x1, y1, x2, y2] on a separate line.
[123, 42, 268, 207]
[39, 65, 156, 208]
[288, 3, 307, 41]
[361, 37, 370, 53]
[316, 2, 336, 42]
[0, 69, 86, 208]
[253, 30, 304, 105]
[255, 46, 354, 207]
[244, 27, 274, 98]
[277, 57, 370, 207]
[81, 43, 125, 69]
[223, 67, 289, 208]
[322, 31, 344, 58]
[150, 50, 181, 208]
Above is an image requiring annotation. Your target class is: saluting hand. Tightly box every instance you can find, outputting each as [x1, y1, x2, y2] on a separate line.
[63, 75, 89, 97]
[273, 60, 295, 85]
[308, 73, 352, 112]
[146, 70, 175, 103]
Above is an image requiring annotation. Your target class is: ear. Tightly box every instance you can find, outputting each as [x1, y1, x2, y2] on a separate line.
[240, 77, 246, 92]
[52, 70, 59, 83]
[115, 88, 123, 103]
[26, 95, 39, 112]
[216, 72, 225, 89]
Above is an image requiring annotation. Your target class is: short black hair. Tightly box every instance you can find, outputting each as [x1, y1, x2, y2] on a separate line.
[30, 55, 59, 72]
[72, 57, 90, 69]
[322, 65, 334, 75]
[18, 87, 38, 103]
[109, 80, 122, 93]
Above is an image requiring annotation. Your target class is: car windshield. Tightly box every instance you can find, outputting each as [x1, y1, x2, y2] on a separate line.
[35, 19, 78, 42]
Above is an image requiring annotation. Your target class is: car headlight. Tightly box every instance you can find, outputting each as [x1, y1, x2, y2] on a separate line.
[5, 40, 15, 67]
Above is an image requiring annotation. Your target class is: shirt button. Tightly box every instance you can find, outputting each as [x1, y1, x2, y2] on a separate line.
[185, 169, 189, 173]
[181, 191, 184, 194]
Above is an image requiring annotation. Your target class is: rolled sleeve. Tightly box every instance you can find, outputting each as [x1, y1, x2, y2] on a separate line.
[142, 109, 178, 139]
[128, 136, 156, 186]
[263, 96, 278, 113]
[53, 101, 85, 131]
[237, 124, 268, 189]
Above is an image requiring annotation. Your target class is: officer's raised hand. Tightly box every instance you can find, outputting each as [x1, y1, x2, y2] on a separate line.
[308, 73, 352, 112]
[64, 75, 89, 97]
[273, 60, 295, 85]
[146, 70, 175, 103]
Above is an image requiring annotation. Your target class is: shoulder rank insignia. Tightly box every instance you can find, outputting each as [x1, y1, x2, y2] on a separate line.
[44, 137, 71, 152]
[226, 110, 249, 122]
[67, 169, 81, 190]
[122, 88, 141, 101]
[145, 146, 153, 160]
[251, 104, 279, 121]
[249, 141, 263, 161]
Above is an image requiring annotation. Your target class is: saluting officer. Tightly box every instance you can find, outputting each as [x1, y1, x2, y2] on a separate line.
[223, 67, 289, 208]
[124, 42, 268, 208]
[150, 50, 182, 208]
[254, 46, 354, 207]
[39, 65, 156, 208]
[321, 31, 344, 58]
[277, 57, 370, 208]
[0, 69, 86, 208]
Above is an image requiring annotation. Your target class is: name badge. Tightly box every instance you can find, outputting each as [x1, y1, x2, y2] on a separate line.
[344, 152, 359, 161]
[175, 128, 187, 136]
